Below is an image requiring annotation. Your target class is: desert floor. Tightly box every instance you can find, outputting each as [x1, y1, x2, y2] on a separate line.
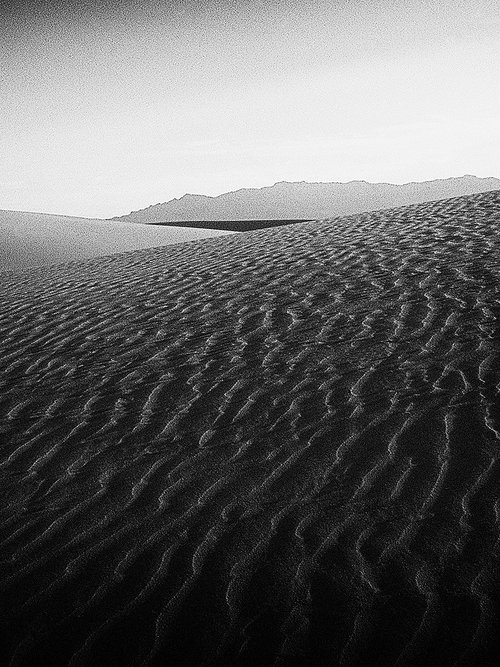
[1, 191, 500, 665]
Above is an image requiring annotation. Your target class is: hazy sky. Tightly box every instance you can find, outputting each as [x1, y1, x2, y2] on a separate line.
[2, 0, 499, 217]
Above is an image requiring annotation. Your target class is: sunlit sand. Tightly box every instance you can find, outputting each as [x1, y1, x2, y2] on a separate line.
[0, 209, 232, 271]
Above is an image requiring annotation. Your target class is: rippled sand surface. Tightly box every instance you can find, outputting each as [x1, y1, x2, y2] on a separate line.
[1, 191, 500, 666]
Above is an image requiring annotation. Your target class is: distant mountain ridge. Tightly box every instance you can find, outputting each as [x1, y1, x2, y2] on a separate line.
[110, 176, 500, 223]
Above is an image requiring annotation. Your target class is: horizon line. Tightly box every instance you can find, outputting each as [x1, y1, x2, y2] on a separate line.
[2, 174, 499, 220]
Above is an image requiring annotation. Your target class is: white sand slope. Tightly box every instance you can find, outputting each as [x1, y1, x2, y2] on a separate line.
[0, 209, 233, 271]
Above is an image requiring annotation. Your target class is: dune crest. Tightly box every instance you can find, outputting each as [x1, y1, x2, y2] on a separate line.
[0, 209, 232, 271]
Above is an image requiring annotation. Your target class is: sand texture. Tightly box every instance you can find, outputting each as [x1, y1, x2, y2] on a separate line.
[0, 210, 232, 271]
[1, 190, 500, 665]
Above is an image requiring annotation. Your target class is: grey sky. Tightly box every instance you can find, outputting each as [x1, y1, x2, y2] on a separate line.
[1, 0, 499, 217]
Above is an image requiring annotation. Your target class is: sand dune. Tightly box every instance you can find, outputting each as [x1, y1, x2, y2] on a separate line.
[0, 210, 232, 271]
[1, 190, 500, 665]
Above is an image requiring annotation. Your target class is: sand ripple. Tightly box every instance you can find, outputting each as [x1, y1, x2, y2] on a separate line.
[1, 191, 500, 665]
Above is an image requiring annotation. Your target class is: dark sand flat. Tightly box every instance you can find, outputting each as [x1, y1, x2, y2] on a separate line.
[151, 219, 313, 232]
[1, 191, 500, 665]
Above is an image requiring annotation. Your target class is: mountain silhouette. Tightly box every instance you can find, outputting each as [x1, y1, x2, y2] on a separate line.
[110, 175, 500, 224]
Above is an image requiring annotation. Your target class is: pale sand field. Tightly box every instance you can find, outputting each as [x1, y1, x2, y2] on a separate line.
[0, 209, 232, 271]
[1, 191, 500, 665]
